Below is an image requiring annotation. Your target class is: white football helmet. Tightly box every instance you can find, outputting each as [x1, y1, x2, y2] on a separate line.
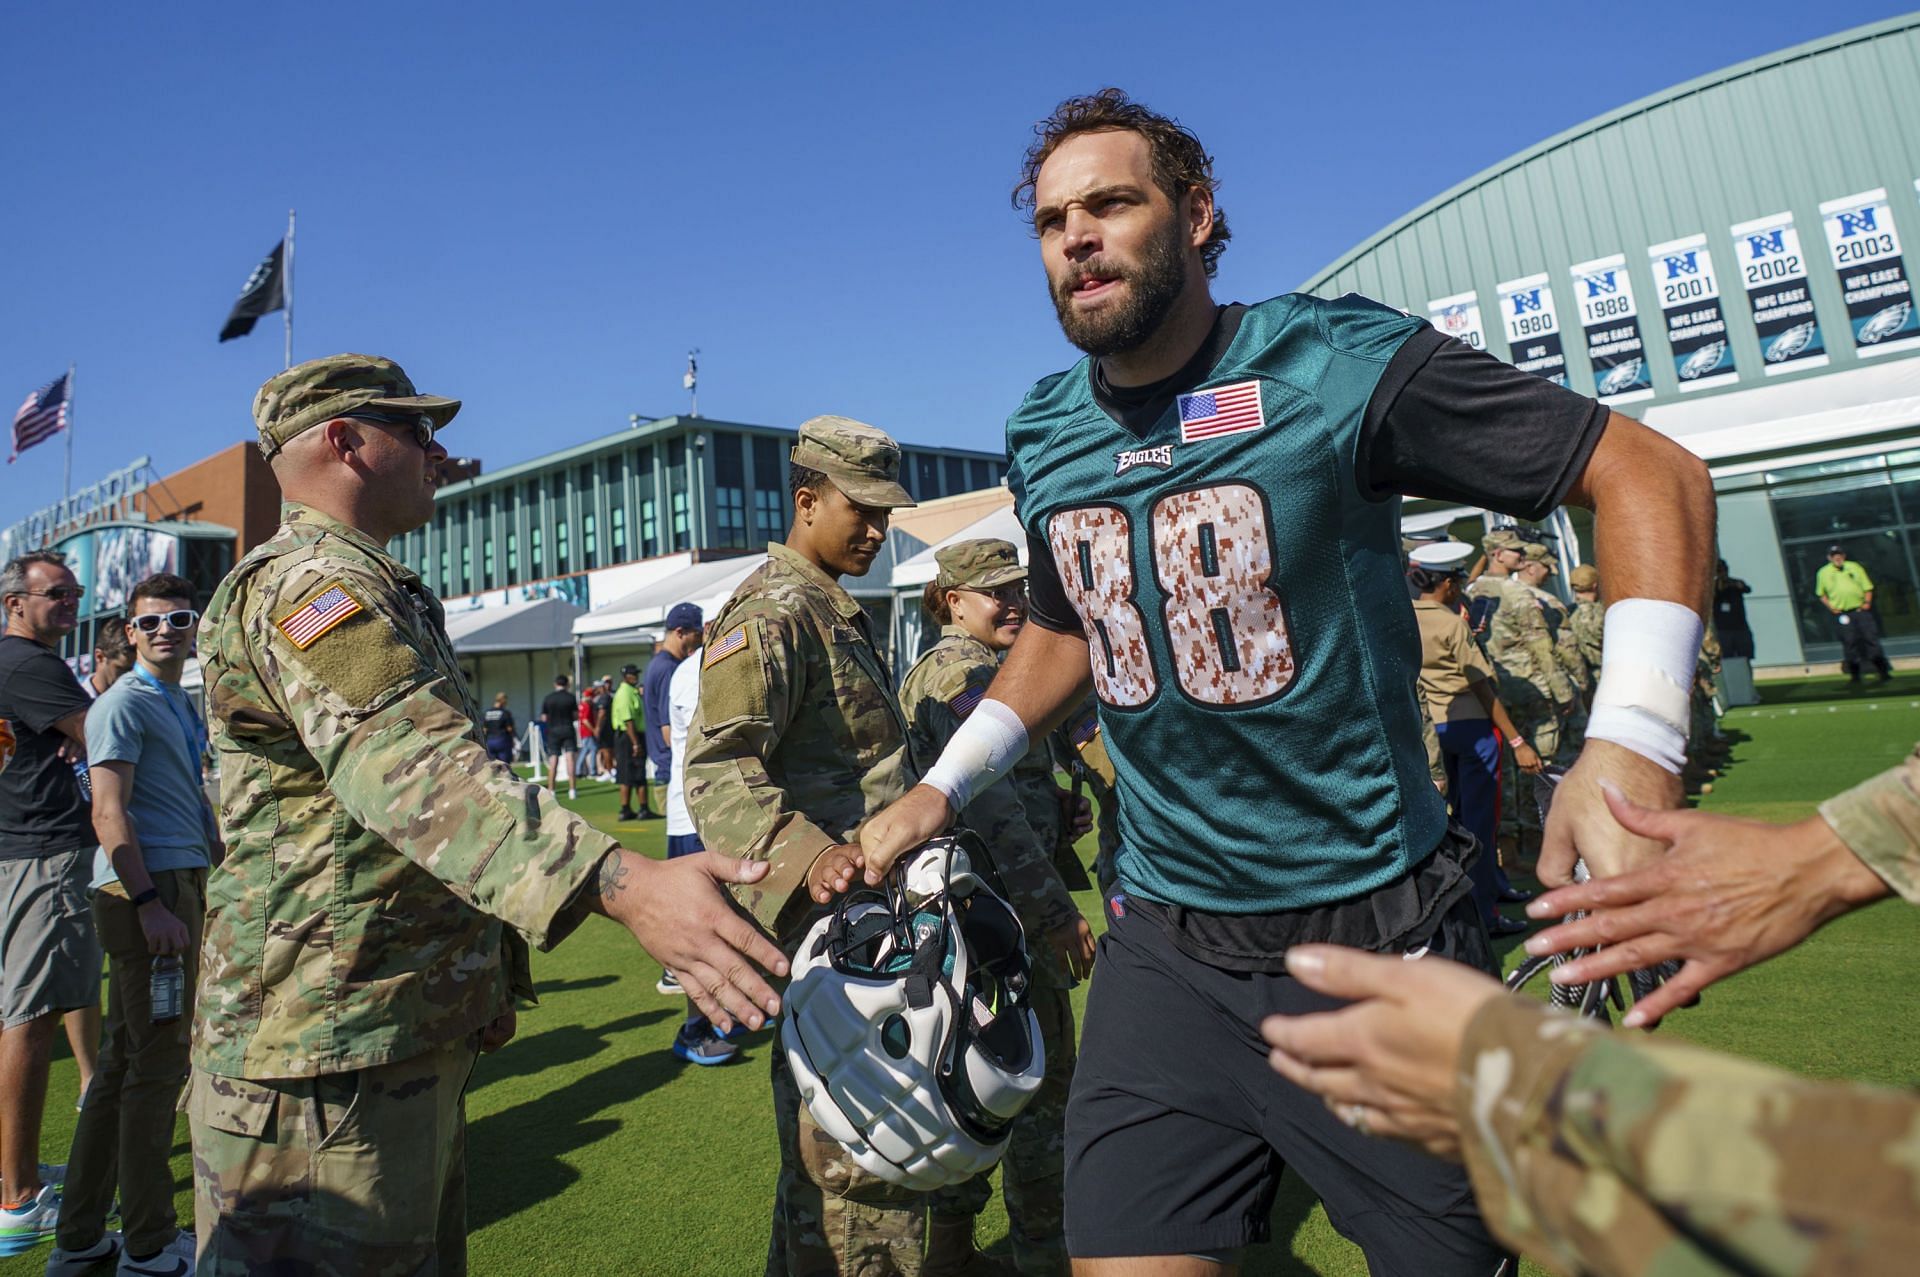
[780, 836, 1046, 1190]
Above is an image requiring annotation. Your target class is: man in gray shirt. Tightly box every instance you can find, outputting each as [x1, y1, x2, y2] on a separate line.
[49, 574, 218, 1277]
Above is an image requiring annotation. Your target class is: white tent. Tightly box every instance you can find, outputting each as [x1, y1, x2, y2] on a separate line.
[573, 554, 766, 647]
[443, 595, 584, 654]
[890, 504, 1028, 589]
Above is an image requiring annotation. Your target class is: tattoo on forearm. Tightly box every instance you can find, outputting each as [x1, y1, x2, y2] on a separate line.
[593, 851, 631, 901]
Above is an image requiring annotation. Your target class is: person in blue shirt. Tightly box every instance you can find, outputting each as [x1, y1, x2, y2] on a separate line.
[49, 573, 219, 1277]
[642, 602, 703, 824]
[856, 91, 1716, 1276]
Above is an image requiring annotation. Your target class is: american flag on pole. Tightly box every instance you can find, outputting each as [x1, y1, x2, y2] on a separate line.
[275, 584, 364, 649]
[1177, 380, 1265, 443]
[10, 372, 71, 463]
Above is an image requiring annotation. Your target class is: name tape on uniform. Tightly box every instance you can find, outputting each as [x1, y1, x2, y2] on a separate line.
[275, 583, 363, 650]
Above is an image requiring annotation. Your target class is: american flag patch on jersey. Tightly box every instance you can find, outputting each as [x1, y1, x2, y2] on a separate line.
[275, 584, 363, 649]
[948, 684, 984, 718]
[1177, 380, 1264, 442]
[704, 625, 748, 667]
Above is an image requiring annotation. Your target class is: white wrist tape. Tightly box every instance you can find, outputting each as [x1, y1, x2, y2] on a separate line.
[919, 698, 1029, 812]
[1585, 598, 1703, 774]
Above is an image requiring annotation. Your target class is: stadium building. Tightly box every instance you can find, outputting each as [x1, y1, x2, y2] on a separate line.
[1302, 13, 1920, 670]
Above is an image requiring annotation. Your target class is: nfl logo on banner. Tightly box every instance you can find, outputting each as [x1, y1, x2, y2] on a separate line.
[1177, 381, 1264, 443]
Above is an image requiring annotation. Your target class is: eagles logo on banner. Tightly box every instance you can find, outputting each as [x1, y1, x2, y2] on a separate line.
[1819, 188, 1920, 358]
[1647, 234, 1738, 391]
[1568, 254, 1653, 403]
[1729, 211, 1826, 375]
[1426, 290, 1486, 350]
[1496, 274, 1568, 386]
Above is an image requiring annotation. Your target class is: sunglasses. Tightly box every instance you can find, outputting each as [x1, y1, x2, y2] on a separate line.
[130, 609, 200, 634]
[16, 585, 86, 602]
[351, 410, 437, 450]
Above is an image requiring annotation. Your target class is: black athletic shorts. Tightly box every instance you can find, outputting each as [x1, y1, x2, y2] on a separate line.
[613, 732, 644, 786]
[1063, 885, 1509, 1273]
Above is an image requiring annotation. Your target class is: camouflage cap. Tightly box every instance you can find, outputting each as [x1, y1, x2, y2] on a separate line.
[1522, 542, 1557, 572]
[791, 415, 916, 509]
[1569, 563, 1600, 590]
[1482, 529, 1524, 554]
[253, 354, 460, 458]
[935, 538, 1027, 591]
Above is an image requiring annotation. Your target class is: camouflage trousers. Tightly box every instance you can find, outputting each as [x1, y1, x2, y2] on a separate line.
[768, 1039, 928, 1276]
[1502, 707, 1565, 851]
[927, 971, 1075, 1277]
[190, 1034, 478, 1276]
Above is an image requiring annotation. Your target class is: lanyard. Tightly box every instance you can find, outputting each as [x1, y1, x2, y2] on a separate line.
[130, 664, 207, 760]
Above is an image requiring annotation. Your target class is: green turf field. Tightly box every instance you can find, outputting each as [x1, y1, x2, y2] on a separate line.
[9, 674, 1916, 1275]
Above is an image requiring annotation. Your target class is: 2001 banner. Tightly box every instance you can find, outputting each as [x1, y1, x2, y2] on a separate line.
[1729, 211, 1826, 375]
[1646, 234, 1739, 391]
[1819, 187, 1920, 358]
[1496, 273, 1568, 386]
[1568, 254, 1653, 402]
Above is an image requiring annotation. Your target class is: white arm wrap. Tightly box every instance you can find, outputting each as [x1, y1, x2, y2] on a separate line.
[1585, 598, 1704, 775]
[919, 698, 1029, 812]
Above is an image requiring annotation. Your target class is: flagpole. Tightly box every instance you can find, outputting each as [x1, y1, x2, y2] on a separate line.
[284, 209, 296, 370]
[62, 363, 74, 500]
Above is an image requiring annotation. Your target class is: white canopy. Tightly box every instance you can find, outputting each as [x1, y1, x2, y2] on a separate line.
[443, 595, 584, 654]
[1643, 354, 1920, 464]
[890, 505, 1028, 589]
[573, 554, 765, 645]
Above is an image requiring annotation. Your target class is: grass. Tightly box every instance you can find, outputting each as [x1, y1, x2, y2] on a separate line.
[7, 674, 1916, 1276]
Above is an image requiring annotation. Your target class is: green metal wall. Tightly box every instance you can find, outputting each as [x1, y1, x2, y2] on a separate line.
[1298, 14, 1920, 408]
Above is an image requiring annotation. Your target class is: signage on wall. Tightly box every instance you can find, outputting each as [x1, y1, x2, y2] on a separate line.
[1818, 187, 1920, 358]
[1728, 211, 1826, 375]
[1646, 234, 1739, 391]
[1568, 254, 1654, 402]
[1426, 290, 1488, 351]
[1495, 273, 1569, 386]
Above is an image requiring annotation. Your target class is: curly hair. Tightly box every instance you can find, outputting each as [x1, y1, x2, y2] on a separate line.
[1013, 88, 1230, 278]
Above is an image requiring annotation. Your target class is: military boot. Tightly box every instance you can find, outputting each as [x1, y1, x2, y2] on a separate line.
[924, 1215, 1019, 1277]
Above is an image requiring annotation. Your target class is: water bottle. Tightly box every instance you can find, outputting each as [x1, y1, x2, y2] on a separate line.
[150, 955, 185, 1026]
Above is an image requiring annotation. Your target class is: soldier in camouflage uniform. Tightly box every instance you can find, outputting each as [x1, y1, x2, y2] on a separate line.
[683, 416, 927, 1277]
[897, 539, 1092, 1277]
[1483, 538, 1574, 857]
[192, 355, 786, 1275]
[1518, 542, 1588, 751]
[1264, 742, 1920, 1276]
[1053, 698, 1120, 895]
[1567, 563, 1605, 674]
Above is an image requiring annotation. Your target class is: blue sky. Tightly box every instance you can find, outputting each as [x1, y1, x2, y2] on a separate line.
[2, 1, 1909, 517]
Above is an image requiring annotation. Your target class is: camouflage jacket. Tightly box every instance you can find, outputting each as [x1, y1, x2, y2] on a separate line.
[897, 626, 1077, 941]
[684, 541, 913, 945]
[1820, 743, 1920, 903]
[1531, 587, 1592, 696]
[197, 503, 614, 1078]
[1569, 599, 1605, 673]
[1454, 995, 1920, 1275]
[1485, 579, 1574, 711]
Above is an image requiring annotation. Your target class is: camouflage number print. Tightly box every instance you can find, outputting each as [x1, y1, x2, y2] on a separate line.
[1046, 507, 1157, 707]
[1151, 483, 1293, 704]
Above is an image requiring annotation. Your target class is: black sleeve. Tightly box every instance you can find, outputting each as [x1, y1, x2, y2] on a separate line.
[11, 649, 90, 734]
[1359, 327, 1611, 522]
[1025, 531, 1085, 636]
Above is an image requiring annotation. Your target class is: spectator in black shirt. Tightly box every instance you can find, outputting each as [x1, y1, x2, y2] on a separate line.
[0, 551, 101, 1240]
[539, 675, 579, 801]
[1714, 559, 1754, 660]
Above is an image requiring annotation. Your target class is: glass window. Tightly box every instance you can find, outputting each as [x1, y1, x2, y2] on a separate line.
[459, 543, 471, 594]
[755, 488, 785, 543]
[753, 434, 784, 486]
[505, 530, 518, 579]
[605, 454, 627, 559]
[944, 456, 966, 494]
[1768, 452, 1920, 657]
[530, 525, 543, 577]
[583, 512, 598, 565]
[641, 497, 658, 556]
[671, 491, 689, 551]
[1770, 472, 1899, 542]
[713, 432, 745, 487]
[556, 519, 570, 575]
[716, 487, 747, 547]
[968, 458, 991, 491]
[610, 505, 627, 558]
[913, 452, 940, 498]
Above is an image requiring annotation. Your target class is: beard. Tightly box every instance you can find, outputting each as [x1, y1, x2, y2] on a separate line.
[1049, 219, 1190, 357]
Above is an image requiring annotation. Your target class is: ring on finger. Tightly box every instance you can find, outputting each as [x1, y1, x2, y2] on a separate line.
[1337, 1102, 1372, 1136]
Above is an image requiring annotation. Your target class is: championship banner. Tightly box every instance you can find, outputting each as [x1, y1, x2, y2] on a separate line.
[1496, 273, 1568, 385]
[1427, 290, 1487, 351]
[1729, 211, 1826, 375]
[1568, 254, 1653, 402]
[1819, 187, 1920, 358]
[1647, 234, 1739, 391]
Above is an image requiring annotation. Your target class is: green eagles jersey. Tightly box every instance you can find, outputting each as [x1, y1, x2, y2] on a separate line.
[1007, 293, 1446, 913]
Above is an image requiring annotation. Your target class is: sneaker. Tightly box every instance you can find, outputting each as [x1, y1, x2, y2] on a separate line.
[671, 1024, 741, 1067]
[655, 970, 681, 995]
[616, 808, 638, 822]
[635, 809, 659, 821]
[46, 1232, 120, 1277]
[567, 788, 578, 800]
[118, 1232, 195, 1276]
[0, 1183, 62, 1256]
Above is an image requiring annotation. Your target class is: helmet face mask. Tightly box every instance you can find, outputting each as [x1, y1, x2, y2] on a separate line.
[781, 837, 1047, 1189]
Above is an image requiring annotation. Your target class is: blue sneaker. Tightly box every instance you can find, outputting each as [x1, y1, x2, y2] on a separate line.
[45, 1230, 120, 1277]
[671, 1023, 741, 1066]
[0, 1183, 61, 1256]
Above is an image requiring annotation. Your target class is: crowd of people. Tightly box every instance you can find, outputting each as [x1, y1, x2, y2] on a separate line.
[0, 85, 1912, 1277]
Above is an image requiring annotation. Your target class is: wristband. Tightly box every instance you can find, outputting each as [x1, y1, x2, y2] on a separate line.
[1507, 734, 1526, 749]
[131, 887, 160, 907]
[1585, 598, 1703, 775]
[919, 698, 1029, 812]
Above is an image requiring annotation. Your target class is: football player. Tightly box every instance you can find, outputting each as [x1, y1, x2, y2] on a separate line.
[855, 90, 1715, 1276]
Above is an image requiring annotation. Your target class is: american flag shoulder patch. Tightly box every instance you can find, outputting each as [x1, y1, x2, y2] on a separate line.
[275, 583, 364, 650]
[704, 625, 749, 668]
[1177, 380, 1265, 443]
[948, 683, 985, 719]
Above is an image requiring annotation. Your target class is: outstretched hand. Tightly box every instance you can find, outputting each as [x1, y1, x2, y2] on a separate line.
[1537, 739, 1682, 888]
[856, 785, 954, 887]
[1524, 783, 1889, 1026]
[808, 843, 864, 904]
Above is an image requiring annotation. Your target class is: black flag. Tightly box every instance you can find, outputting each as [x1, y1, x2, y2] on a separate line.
[219, 241, 287, 342]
